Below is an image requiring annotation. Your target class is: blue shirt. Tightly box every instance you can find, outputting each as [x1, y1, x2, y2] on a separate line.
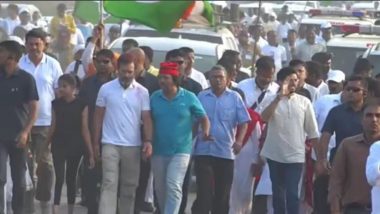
[194, 88, 251, 160]
[151, 88, 206, 155]
[322, 103, 363, 161]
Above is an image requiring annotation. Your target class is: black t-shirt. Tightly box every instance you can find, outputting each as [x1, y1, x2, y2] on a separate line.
[0, 69, 39, 142]
[181, 77, 203, 95]
[52, 98, 86, 150]
[136, 72, 160, 95]
[296, 88, 312, 102]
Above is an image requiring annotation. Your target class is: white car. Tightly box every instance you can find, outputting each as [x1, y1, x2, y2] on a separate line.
[109, 37, 226, 73]
[327, 25, 380, 75]
[124, 25, 239, 51]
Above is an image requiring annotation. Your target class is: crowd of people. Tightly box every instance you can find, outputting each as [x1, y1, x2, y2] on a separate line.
[1, 2, 380, 214]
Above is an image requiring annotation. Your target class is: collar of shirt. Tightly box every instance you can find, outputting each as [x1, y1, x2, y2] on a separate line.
[116, 78, 137, 90]
[343, 103, 364, 112]
[0, 69, 21, 78]
[204, 88, 233, 98]
[159, 87, 185, 101]
[25, 53, 47, 65]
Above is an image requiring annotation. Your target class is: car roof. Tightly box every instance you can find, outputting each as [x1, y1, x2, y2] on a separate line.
[327, 34, 380, 48]
[126, 25, 230, 37]
[110, 37, 222, 56]
[301, 17, 375, 26]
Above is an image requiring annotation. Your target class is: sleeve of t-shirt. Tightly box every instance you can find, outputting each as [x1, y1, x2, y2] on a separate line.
[141, 88, 150, 111]
[304, 100, 320, 139]
[321, 106, 336, 134]
[190, 92, 206, 118]
[95, 85, 107, 107]
[53, 60, 63, 89]
[26, 74, 39, 102]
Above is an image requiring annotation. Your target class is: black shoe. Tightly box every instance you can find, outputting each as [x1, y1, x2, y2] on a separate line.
[140, 202, 155, 212]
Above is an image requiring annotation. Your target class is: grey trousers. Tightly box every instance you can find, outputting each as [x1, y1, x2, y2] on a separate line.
[98, 144, 141, 214]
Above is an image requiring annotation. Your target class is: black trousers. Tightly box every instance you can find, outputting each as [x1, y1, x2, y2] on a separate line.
[83, 156, 102, 214]
[52, 147, 82, 205]
[194, 156, 234, 214]
[313, 174, 330, 214]
[135, 158, 151, 212]
[0, 141, 27, 214]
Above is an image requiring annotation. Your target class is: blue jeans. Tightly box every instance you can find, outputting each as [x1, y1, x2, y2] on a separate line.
[267, 159, 303, 214]
[152, 154, 190, 214]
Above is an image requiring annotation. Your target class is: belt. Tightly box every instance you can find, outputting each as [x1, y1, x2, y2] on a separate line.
[345, 203, 372, 211]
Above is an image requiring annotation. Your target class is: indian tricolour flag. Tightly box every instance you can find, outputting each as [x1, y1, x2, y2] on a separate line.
[103, 0, 214, 33]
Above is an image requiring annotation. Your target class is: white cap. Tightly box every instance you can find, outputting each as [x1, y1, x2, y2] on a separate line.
[8, 36, 24, 46]
[19, 8, 30, 15]
[73, 44, 85, 54]
[327, 70, 345, 83]
[321, 22, 332, 29]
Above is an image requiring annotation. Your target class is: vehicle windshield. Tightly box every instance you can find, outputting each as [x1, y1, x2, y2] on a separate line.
[366, 55, 380, 75]
[327, 46, 367, 75]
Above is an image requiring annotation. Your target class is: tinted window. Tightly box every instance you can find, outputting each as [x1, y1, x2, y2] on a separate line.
[327, 46, 367, 75]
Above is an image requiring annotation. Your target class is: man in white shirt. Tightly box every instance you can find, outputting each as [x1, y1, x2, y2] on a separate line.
[93, 53, 153, 214]
[326, 69, 345, 94]
[306, 61, 330, 97]
[261, 67, 319, 214]
[367, 140, 380, 214]
[283, 29, 297, 65]
[16, 9, 36, 32]
[316, 22, 332, 47]
[18, 28, 63, 214]
[3, 4, 20, 36]
[179, 47, 208, 89]
[248, 24, 269, 50]
[295, 27, 326, 62]
[261, 31, 287, 74]
[238, 56, 279, 214]
[276, 14, 292, 44]
[64, 45, 86, 80]
[289, 59, 320, 103]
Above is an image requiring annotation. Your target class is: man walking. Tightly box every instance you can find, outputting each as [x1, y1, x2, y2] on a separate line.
[19, 28, 63, 214]
[194, 65, 250, 214]
[0, 40, 38, 214]
[260, 67, 320, 214]
[93, 53, 153, 214]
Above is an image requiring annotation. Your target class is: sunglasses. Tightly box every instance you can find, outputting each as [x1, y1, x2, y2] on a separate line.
[97, 59, 110, 64]
[345, 87, 363, 93]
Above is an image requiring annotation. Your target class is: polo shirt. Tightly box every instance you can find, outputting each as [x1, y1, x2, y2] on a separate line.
[313, 93, 342, 160]
[0, 69, 39, 142]
[237, 78, 280, 113]
[96, 79, 150, 146]
[19, 53, 63, 126]
[150, 88, 206, 156]
[322, 103, 363, 161]
[194, 89, 251, 160]
[261, 94, 320, 163]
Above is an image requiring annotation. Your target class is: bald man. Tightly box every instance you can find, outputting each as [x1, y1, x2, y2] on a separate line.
[128, 48, 159, 213]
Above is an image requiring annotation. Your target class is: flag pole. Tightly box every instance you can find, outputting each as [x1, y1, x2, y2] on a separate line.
[99, 0, 104, 49]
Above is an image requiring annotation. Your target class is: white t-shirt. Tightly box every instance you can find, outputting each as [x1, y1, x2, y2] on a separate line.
[261, 94, 320, 163]
[237, 78, 280, 113]
[96, 79, 150, 146]
[295, 40, 327, 62]
[312, 93, 342, 160]
[19, 54, 63, 126]
[17, 23, 37, 32]
[277, 23, 292, 40]
[3, 17, 20, 35]
[249, 37, 268, 50]
[64, 60, 86, 80]
[261, 44, 287, 73]
[190, 68, 209, 89]
[317, 81, 330, 97]
[303, 83, 320, 103]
